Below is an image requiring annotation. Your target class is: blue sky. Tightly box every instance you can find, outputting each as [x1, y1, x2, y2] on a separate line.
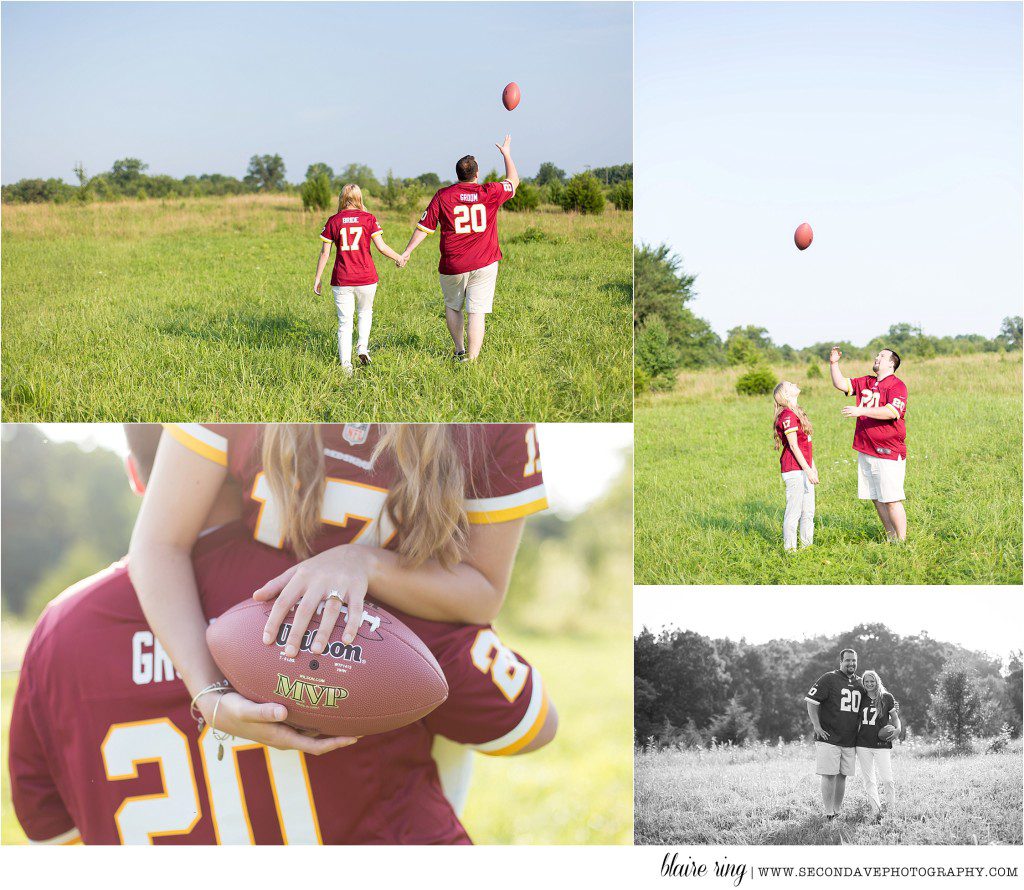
[636, 2, 1023, 347]
[2, 2, 631, 185]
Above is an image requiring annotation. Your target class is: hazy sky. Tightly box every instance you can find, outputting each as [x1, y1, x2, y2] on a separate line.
[636, 2, 1023, 347]
[32, 423, 632, 518]
[634, 586, 1023, 660]
[1, 2, 631, 184]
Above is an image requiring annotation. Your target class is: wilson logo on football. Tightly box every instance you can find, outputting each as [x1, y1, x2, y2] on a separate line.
[275, 623, 365, 664]
[275, 674, 349, 708]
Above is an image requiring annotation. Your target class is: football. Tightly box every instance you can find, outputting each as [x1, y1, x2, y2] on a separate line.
[207, 598, 448, 736]
[502, 81, 521, 111]
[877, 724, 898, 742]
[794, 222, 813, 250]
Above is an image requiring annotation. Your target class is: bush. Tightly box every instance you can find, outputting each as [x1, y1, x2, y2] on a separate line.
[505, 181, 540, 212]
[609, 179, 632, 210]
[301, 172, 332, 212]
[929, 659, 985, 753]
[736, 366, 776, 396]
[559, 172, 605, 215]
[806, 361, 822, 379]
[636, 315, 679, 382]
[708, 699, 759, 745]
[542, 180, 565, 207]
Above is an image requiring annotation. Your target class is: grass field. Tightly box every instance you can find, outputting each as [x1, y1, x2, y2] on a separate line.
[635, 353, 1023, 584]
[0, 623, 631, 846]
[1, 195, 632, 422]
[635, 739, 1024, 846]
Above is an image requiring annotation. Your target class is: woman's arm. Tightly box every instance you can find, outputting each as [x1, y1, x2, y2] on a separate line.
[371, 232, 406, 267]
[784, 430, 818, 484]
[128, 435, 355, 754]
[313, 240, 332, 294]
[254, 518, 527, 657]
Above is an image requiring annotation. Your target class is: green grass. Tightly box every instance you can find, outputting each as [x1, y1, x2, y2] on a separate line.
[635, 739, 1024, 845]
[635, 353, 1023, 584]
[0, 624, 632, 845]
[1, 195, 632, 421]
[462, 628, 633, 844]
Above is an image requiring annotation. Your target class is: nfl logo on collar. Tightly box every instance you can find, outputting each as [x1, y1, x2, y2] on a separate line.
[343, 424, 370, 446]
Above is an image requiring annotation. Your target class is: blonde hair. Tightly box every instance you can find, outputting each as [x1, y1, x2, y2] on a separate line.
[260, 425, 468, 566]
[862, 670, 888, 705]
[772, 381, 814, 450]
[338, 183, 366, 212]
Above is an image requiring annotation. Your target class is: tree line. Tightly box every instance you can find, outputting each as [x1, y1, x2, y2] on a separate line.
[1, 156, 632, 216]
[634, 622, 1023, 751]
[634, 243, 1023, 393]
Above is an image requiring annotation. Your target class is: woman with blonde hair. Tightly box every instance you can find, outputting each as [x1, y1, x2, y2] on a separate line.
[856, 670, 900, 820]
[128, 423, 550, 755]
[773, 381, 818, 552]
[314, 184, 406, 375]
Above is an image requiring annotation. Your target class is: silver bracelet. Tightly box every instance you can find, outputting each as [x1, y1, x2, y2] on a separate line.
[189, 679, 231, 731]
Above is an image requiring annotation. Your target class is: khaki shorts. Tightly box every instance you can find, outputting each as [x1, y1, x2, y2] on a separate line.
[440, 261, 499, 314]
[857, 452, 906, 503]
[815, 741, 856, 776]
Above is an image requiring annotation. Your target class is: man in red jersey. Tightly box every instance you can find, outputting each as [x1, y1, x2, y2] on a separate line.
[829, 346, 909, 541]
[8, 426, 556, 845]
[400, 136, 520, 361]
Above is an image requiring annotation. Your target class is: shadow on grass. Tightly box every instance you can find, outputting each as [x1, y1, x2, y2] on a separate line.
[600, 278, 633, 305]
[159, 309, 325, 351]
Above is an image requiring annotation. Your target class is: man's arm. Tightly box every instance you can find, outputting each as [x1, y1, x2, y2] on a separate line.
[829, 346, 851, 394]
[841, 405, 900, 421]
[401, 227, 429, 260]
[806, 699, 830, 741]
[495, 134, 519, 191]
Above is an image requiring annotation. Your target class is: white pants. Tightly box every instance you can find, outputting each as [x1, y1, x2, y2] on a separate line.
[781, 468, 815, 551]
[856, 747, 895, 813]
[332, 284, 377, 367]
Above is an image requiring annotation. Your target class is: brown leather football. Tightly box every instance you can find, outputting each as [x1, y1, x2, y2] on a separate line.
[207, 598, 448, 736]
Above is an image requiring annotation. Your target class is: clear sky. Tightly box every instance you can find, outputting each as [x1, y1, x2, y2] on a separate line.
[1, 2, 631, 184]
[33, 423, 633, 518]
[633, 586, 1023, 661]
[636, 2, 1023, 347]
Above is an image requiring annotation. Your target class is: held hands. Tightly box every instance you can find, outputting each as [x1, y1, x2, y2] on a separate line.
[199, 690, 357, 755]
[253, 544, 377, 657]
[395, 253, 408, 269]
[495, 134, 512, 155]
[829, 346, 842, 364]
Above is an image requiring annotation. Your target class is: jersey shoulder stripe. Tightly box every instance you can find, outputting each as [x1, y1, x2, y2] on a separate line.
[164, 424, 228, 466]
[472, 671, 548, 756]
[465, 483, 548, 524]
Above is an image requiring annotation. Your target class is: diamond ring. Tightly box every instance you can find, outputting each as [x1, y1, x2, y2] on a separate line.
[326, 589, 343, 603]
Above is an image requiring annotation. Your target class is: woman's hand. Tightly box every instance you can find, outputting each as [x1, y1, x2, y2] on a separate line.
[314, 278, 323, 295]
[253, 545, 379, 656]
[806, 466, 819, 485]
[395, 254, 407, 269]
[201, 691, 357, 755]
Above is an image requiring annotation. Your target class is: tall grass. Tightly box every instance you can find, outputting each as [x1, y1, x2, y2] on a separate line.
[635, 738, 1023, 845]
[635, 353, 1023, 584]
[1, 195, 632, 421]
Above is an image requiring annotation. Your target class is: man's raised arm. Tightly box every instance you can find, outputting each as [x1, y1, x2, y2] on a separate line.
[495, 135, 520, 191]
[829, 346, 851, 395]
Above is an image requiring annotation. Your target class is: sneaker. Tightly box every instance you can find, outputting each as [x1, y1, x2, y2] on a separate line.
[341, 363, 353, 378]
[357, 351, 371, 366]
[453, 350, 468, 362]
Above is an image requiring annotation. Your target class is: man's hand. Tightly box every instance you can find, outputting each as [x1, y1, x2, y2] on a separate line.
[841, 406, 862, 419]
[830, 346, 842, 364]
[495, 134, 512, 155]
[314, 279, 322, 296]
[395, 255, 407, 269]
[813, 727, 830, 741]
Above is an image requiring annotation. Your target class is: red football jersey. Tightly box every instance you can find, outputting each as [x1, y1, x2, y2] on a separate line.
[8, 524, 549, 845]
[805, 670, 865, 748]
[775, 408, 813, 474]
[847, 375, 908, 460]
[163, 423, 548, 556]
[320, 209, 383, 286]
[416, 180, 515, 275]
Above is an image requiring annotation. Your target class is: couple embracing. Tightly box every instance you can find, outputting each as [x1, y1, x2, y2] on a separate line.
[313, 136, 519, 374]
[806, 648, 902, 823]
[772, 347, 909, 552]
